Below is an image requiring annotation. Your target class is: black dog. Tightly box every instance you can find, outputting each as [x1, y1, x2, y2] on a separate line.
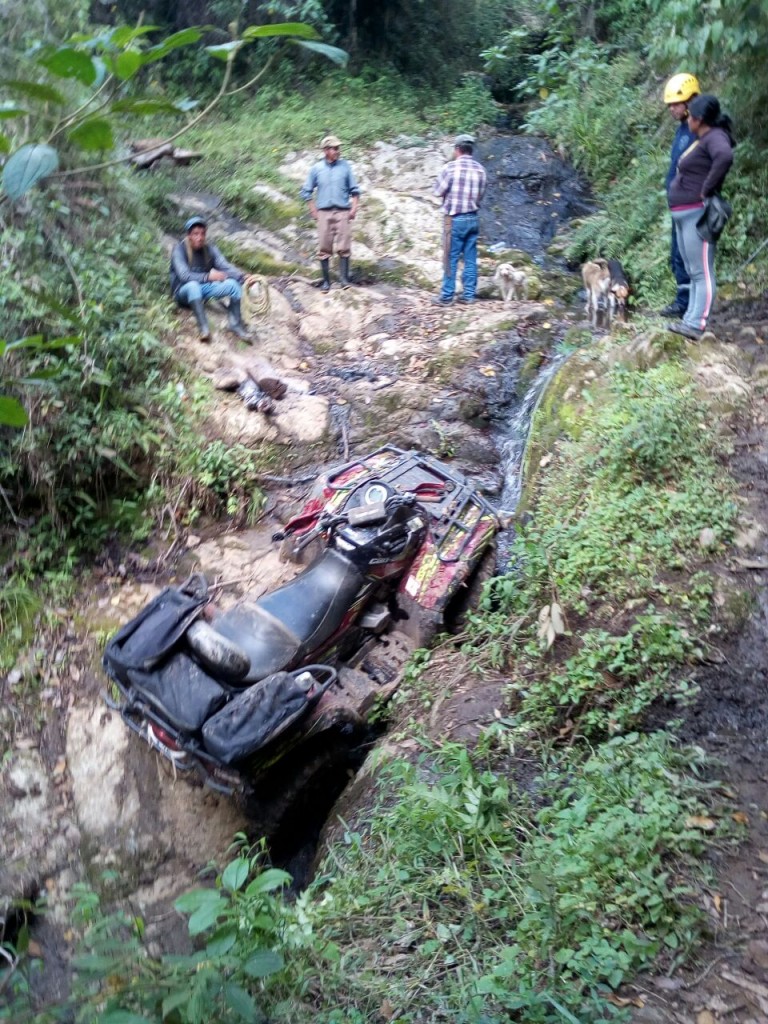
[606, 259, 630, 316]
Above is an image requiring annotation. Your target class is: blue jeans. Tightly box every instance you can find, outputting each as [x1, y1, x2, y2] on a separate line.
[670, 225, 690, 312]
[441, 212, 479, 301]
[176, 280, 241, 306]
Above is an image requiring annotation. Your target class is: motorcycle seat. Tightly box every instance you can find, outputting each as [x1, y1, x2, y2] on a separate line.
[211, 548, 365, 683]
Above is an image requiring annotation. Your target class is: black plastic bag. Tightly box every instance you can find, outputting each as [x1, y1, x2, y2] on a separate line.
[696, 196, 732, 243]
[128, 653, 228, 734]
[103, 575, 209, 684]
[202, 670, 316, 765]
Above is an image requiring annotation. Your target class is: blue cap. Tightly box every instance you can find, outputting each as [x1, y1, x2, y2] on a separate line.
[184, 216, 207, 233]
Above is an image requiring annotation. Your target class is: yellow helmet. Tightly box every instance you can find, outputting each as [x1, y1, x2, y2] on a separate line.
[663, 73, 701, 104]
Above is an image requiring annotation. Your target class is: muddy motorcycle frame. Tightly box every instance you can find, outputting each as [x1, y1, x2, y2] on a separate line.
[103, 446, 499, 795]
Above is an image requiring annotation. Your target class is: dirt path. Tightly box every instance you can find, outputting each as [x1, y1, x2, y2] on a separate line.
[629, 300, 768, 1024]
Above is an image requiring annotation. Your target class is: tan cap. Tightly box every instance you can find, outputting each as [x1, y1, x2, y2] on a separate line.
[455, 133, 475, 147]
[321, 134, 342, 149]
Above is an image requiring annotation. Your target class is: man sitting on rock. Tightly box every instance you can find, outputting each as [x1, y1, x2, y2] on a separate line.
[170, 217, 252, 341]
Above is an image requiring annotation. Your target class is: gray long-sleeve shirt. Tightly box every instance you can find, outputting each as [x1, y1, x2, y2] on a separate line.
[299, 158, 360, 209]
[169, 240, 245, 298]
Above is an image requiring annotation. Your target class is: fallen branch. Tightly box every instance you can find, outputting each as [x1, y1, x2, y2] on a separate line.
[720, 966, 768, 1013]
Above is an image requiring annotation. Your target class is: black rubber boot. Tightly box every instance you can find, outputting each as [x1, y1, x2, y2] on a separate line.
[226, 297, 251, 342]
[189, 298, 211, 341]
[339, 255, 351, 289]
[319, 259, 331, 292]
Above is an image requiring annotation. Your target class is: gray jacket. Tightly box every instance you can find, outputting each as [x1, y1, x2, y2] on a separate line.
[169, 239, 245, 298]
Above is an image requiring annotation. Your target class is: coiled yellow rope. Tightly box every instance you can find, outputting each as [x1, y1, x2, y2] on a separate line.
[241, 275, 271, 325]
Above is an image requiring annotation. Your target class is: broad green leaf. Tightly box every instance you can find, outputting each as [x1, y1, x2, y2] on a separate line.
[2, 144, 59, 200]
[241, 22, 319, 40]
[143, 28, 204, 63]
[224, 982, 258, 1020]
[8, 334, 79, 351]
[8, 334, 44, 350]
[110, 25, 159, 47]
[39, 47, 97, 86]
[0, 105, 26, 118]
[221, 857, 249, 892]
[206, 925, 237, 957]
[67, 117, 114, 151]
[18, 369, 62, 383]
[243, 949, 284, 978]
[244, 868, 291, 895]
[188, 900, 225, 935]
[162, 991, 189, 1018]
[0, 133, 9, 154]
[0, 396, 28, 427]
[205, 41, 245, 61]
[110, 97, 180, 115]
[112, 50, 143, 80]
[2, 80, 65, 104]
[295, 40, 349, 66]
[174, 888, 224, 914]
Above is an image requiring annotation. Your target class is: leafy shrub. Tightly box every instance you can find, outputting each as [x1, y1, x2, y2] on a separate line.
[468, 359, 736, 736]
[256, 734, 714, 1022]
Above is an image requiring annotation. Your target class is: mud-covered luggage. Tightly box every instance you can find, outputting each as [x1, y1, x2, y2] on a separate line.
[103, 575, 209, 683]
[202, 667, 334, 765]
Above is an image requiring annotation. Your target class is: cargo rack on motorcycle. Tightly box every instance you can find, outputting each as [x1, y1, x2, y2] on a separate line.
[325, 445, 497, 565]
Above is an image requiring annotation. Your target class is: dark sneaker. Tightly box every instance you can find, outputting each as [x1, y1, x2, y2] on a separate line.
[431, 296, 453, 306]
[667, 321, 703, 340]
[659, 303, 685, 318]
[457, 296, 476, 304]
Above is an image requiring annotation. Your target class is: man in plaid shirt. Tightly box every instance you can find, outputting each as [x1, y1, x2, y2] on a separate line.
[433, 134, 487, 305]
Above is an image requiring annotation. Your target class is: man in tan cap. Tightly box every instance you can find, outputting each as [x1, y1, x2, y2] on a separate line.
[300, 134, 360, 291]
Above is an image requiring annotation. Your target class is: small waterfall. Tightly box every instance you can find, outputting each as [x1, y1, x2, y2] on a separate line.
[498, 354, 564, 517]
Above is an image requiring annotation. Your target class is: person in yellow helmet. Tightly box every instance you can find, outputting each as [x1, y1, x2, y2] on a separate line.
[660, 72, 701, 318]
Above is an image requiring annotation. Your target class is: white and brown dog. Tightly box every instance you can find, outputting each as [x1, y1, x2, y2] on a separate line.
[494, 263, 528, 303]
[581, 258, 611, 315]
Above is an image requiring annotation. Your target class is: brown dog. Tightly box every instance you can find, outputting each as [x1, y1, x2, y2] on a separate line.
[581, 258, 610, 315]
[494, 263, 528, 303]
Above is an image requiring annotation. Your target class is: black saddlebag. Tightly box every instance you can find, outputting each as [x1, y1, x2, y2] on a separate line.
[128, 653, 228, 734]
[202, 671, 315, 765]
[103, 576, 209, 684]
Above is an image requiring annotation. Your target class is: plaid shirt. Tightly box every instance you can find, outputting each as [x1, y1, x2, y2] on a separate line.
[434, 155, 487, 215]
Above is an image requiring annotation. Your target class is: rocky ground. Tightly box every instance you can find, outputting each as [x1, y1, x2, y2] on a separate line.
[1, 132, 768, 1021]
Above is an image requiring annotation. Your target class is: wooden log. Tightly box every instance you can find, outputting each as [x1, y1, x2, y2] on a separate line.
[171, 148, 204, 165]
[130, 138, 167, 153]
[131, 143, 173, 169]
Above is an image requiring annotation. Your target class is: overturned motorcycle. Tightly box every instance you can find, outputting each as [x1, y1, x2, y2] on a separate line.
[102, 446, 499, 798]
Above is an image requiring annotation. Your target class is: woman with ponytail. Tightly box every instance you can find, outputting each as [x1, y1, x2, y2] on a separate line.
[667, 94, 735, 340]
